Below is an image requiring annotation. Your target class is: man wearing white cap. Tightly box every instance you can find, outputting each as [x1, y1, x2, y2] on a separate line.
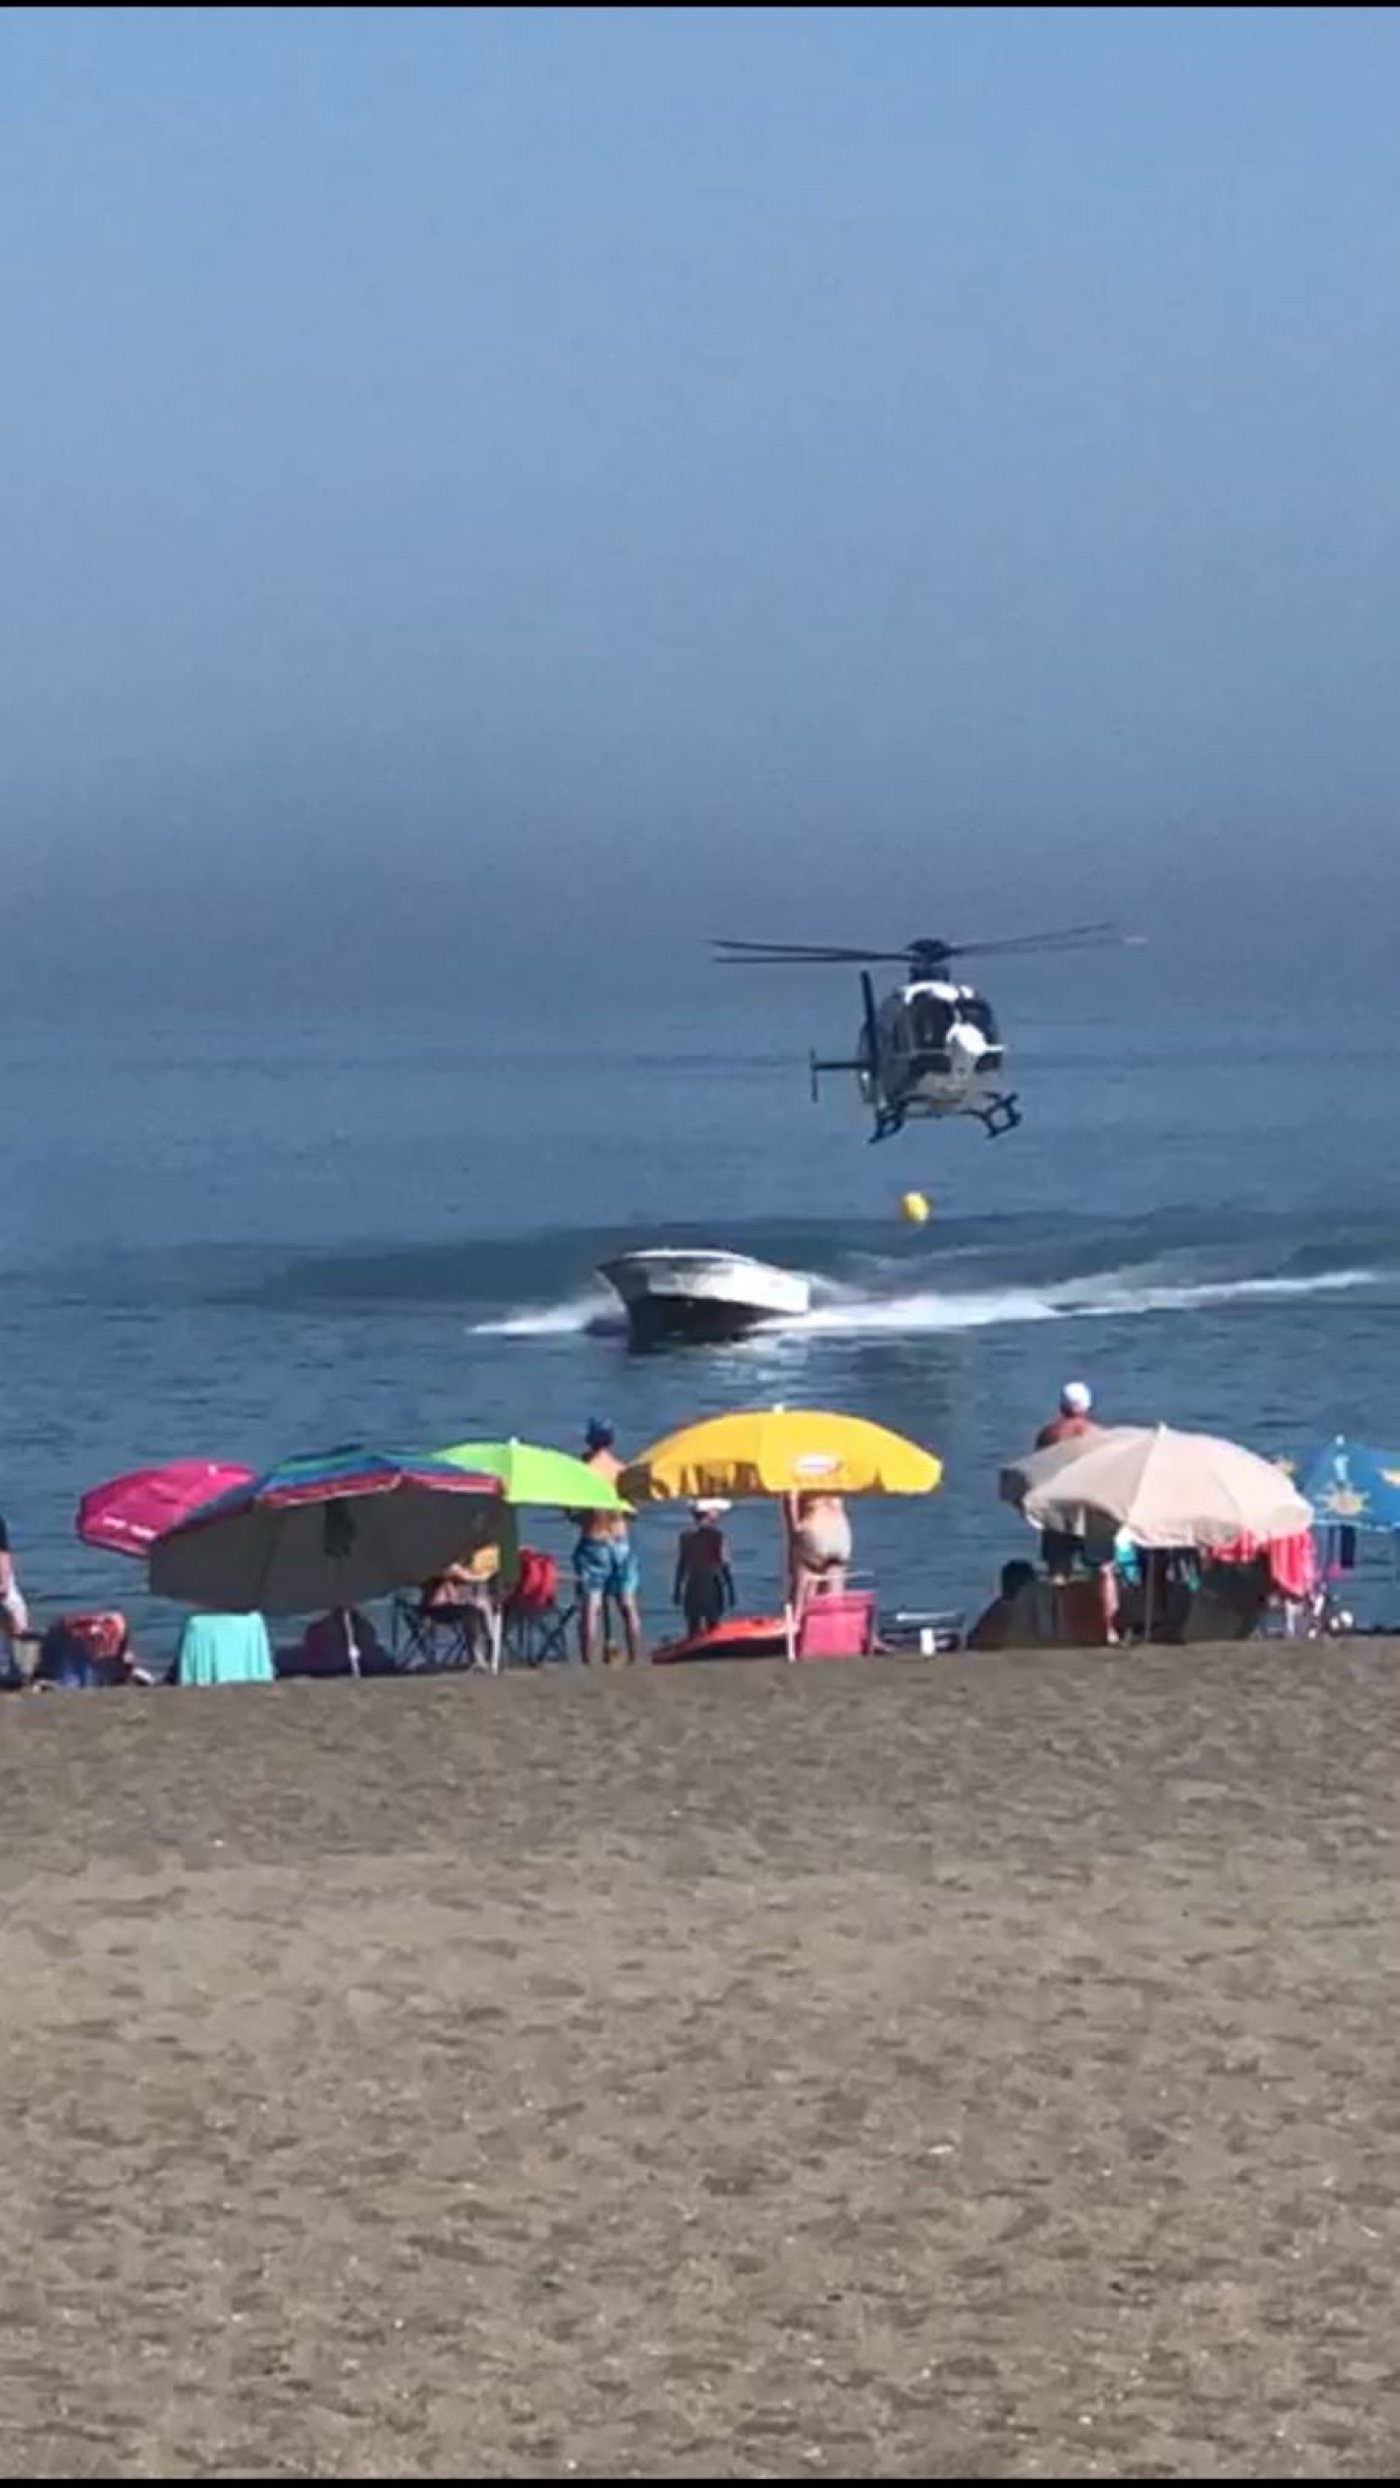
[1036, 1380, 1098, 1452]
[1034, 1382, 1104, 1592]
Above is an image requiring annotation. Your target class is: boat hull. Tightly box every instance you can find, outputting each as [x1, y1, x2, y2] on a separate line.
[597, 1251, 810, 1349]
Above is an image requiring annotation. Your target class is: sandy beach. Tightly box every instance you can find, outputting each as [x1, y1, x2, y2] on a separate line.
[2, 1645, 1398, 2478]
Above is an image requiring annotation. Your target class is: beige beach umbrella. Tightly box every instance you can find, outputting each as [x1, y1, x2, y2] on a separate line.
[1000, 1424, 1311, 1550]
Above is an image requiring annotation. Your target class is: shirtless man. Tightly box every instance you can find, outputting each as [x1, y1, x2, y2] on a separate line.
[1033, 1381, 1115, 1638]
[573, 1420, 644, 1666]
[1035, 1379, 1099, 1451]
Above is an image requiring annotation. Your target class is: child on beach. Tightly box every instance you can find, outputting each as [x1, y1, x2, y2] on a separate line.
[673, 1501, 736, 1638]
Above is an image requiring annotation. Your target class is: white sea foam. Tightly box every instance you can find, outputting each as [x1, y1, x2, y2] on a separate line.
[786, 1266, 1379, 1336]
[469, 1288, 623, 1338]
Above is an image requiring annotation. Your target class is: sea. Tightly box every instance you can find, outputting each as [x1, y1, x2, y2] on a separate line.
[5, 971, 1400, 1658]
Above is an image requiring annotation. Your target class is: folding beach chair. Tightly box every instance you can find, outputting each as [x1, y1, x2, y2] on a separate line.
[501, 1548, 574, 1666]
[880, 1608, 967, 1653]
[790, 1587, 878, 1660]
[391, 1591, 499, 1673]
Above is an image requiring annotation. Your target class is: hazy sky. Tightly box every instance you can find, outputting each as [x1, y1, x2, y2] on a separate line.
[4, 6, 1399, 998]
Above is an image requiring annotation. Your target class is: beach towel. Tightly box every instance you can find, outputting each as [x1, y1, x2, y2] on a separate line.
[1212, 1530, 1317, 1600]
[174, 1612, 275, 1687]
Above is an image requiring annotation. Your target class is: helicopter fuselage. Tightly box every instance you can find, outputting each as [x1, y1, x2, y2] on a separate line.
[858, 978, 1018, 1139]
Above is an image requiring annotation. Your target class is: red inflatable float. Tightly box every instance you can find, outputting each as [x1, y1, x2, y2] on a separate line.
[651, 1613, 790, 1666]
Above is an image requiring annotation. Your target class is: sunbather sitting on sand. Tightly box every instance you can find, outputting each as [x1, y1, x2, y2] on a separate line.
[298, 1608, 389, 1676]
[969, 1560, 1053, 1651]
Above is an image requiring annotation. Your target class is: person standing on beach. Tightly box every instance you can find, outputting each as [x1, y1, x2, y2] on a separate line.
[1035, 1379, 1099, 1452]
[573, 1420, 644, 1667]
[785, 1491, 853, 1610]
[1032, 1381, 1118, 1640]
[1033, 1379, 1101, 1581]
[0, 1509, 28, 1647]
[673, 1501, 735, 1638]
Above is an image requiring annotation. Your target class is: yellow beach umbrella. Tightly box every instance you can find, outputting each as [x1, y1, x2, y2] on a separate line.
[620, 1407, 942, 1505]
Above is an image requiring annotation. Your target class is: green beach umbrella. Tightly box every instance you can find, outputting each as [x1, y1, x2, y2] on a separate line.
[435, 1438, 625, 1511]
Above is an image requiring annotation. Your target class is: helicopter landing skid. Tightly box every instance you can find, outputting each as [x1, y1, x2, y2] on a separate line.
[976, 1093, 1022, 1139]
[867, 1093, 1023, 1143]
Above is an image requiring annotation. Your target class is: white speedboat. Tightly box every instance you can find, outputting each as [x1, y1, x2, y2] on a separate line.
[596, 1248, 811, 1347]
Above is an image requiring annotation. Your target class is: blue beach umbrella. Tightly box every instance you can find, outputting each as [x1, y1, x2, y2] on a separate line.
[149, 1445, 502, 1613]
[1295, 1436, 1400, 1533]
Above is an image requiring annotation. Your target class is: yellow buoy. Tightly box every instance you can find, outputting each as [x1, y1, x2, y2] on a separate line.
[900, 1189, 931, 1225]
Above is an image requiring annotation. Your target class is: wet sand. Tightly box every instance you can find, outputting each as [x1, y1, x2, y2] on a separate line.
[2, 1644, 1399, 2478]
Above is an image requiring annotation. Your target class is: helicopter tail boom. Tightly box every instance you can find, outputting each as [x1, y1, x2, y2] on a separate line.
[808, 1051, 863, 1103]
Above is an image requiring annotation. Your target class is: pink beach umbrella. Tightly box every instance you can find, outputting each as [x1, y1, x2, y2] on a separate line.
[77, 1461, 257, 1560]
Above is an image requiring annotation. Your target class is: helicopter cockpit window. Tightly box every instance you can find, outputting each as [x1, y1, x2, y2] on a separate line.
[909, 994, 954, 1053]
[959, 996, 1001, 1043]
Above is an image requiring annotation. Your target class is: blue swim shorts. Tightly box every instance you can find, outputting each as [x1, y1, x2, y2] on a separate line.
[573, 1535, 641, 1601]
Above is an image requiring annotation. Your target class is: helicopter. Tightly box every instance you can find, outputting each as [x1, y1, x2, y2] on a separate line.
[714, 924, 1141, 1142]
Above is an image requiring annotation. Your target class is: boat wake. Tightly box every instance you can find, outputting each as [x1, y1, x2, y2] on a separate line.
[789, 1264, 1379, 1336]
[470, 1287, 626, 1339]
[470, 1258, 1385, 1343]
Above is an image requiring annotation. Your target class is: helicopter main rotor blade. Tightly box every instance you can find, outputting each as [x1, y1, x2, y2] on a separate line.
[714, 939, 910, 964]
[715, 924, 1144, 966]
[931, 922, 1143, 962]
